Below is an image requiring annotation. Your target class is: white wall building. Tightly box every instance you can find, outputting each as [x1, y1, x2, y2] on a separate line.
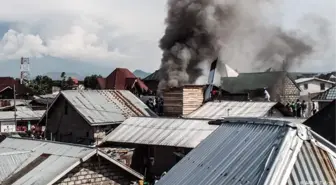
[295, 77, 335, 96]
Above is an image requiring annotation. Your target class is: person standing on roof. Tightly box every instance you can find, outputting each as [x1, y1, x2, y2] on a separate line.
[264, 87, 270, 101]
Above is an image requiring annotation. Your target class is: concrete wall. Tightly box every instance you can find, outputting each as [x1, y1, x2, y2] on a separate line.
[54, 155, 139, 185]
[298, 80, 333, 96]
[46, 95, 94, 145]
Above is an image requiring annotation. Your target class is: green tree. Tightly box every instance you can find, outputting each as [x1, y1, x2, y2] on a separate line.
[84, 74, 102, 89]
[29, 75, 53, 95]
[60, 72, 67, 89]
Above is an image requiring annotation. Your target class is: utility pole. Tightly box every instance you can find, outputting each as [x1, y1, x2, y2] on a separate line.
[45, 101, 48, 139]
[14, 84, 17, 132]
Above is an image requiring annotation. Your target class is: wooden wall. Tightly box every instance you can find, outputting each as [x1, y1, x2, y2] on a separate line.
[182, 87, 204, 115]
[163, 86, 204, 116]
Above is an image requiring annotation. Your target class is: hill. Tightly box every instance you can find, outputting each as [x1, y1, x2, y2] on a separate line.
[133, 70, 151, 79]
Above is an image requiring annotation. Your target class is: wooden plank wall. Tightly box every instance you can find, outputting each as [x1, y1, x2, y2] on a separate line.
[163, 88, 183, 117]
[182, 87, 204, 115]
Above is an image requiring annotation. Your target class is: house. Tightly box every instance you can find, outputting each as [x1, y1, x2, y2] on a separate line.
[100, 117, 218, 181]
[295, 77, 335, 96]
[142, 70, 160, 93]
[221, 71, 301, 103]
[0, 99, 31, 111]
[184, 101, 292, 119]
[29, 93, 58, 110]
[41, 90, 157, 145]
[156, 118, 336, 185]
[0, 77, 32, 99]
[0, 137, 143, 185]
[0, 109, 44, 134]
[97, 68, 149, 95]
[311, 85, 336, 110]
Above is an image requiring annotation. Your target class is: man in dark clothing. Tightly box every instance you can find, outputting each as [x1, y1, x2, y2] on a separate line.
[146, 98, 155, 112]
[296, 99, 301, 117]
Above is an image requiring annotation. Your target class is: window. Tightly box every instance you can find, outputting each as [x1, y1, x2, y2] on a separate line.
[64, 101, 68, 115]
[320, 83, 325, 90]
[304, 84, 308, 90]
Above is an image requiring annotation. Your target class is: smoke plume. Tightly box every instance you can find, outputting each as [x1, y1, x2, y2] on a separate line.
[158, 0, 329, 90]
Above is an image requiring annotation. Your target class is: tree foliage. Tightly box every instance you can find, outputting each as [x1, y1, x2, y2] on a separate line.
[84, 74, 102, 89]
[29, 75, 53, 95]
[60, 72, 77, 90]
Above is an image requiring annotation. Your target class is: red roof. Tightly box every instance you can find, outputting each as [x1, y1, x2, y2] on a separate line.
[97, 77, 106, 89]
[0, 77, 32, 95]
[99, 68, 148, 91]
[70, 77, 79, 85]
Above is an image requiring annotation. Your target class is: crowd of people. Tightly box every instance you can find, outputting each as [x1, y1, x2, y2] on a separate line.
[285, 99, 309, 118]
[146, 97, 164, 116]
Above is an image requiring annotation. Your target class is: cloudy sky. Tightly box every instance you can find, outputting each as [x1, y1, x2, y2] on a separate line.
[0, 0, 334, 77]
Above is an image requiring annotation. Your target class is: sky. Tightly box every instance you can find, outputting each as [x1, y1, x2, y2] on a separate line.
[0, 0, 334, 77]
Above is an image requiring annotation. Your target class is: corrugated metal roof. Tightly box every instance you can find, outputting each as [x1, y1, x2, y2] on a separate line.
[45, 90, 156, 126]
[156, 121, 289, 185]
[0, 137, 143, 185]
[0, 137, 95, 185]
[287, 141, 336, 185]
[0, 110, 44, 121]
[156, 118, 336, 185]
[102, 117, 218, 148]
[312, 86, 336, 101]
[186, 101, 278, 119]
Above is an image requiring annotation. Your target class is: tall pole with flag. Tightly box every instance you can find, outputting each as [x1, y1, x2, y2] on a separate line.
[204, 58, 218, 102]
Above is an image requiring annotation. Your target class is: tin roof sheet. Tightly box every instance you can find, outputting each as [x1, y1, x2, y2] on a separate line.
[0, 110, 44, 121]
[0, 137, 143, 185]
[287, 141, 336, 185]
[186, 101, 278, 119]
[102, 117, 218, 148]
[46, 90, 156, 125]
[156, 118, 336, 185]
[0, 137, 95, 185]
[156, 121, 288, 185]
[312, 86, 336, 101]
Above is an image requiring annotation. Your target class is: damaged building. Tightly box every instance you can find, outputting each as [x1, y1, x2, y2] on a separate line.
[221, 71, 301, 103]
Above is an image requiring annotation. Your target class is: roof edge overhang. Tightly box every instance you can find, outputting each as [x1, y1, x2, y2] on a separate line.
[311, 99, 333, 102]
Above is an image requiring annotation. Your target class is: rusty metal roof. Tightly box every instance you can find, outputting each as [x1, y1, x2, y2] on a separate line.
[101, 117, 218, 148]
[185, 101, 279, 119]
[156, 118, 336, 185]
[41, 90, 157, 126]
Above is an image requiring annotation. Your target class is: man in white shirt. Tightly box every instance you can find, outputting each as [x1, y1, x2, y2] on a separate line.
[264, 87, 270, 101]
